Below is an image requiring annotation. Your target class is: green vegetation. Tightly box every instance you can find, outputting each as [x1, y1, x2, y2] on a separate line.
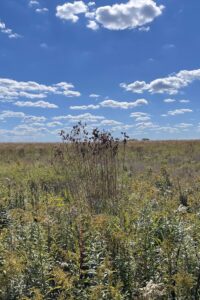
[1, 126, 200, 299]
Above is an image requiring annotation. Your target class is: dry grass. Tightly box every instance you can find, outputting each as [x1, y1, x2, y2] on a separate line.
[1, 130, 200, 299]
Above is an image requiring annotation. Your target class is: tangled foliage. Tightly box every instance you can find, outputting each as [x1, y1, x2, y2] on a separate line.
[53, 122, 129, 214]
[1, 130, 200, 299]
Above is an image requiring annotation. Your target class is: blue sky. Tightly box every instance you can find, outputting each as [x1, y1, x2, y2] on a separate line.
[0, 0, 200, 141]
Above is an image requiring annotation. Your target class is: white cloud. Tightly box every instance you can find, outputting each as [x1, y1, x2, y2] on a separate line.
[120, 81, 147, 93]
[179, 99, 190, 103]
[175, 123, 193, 129]
[100, 98, 148, 109]
[87, 20, 99, 30]
[0, 78, 80, 100]
[29, 0, 39, 7]
[24, 115, 46, 123]
[12, 124, 49, 137]
[121, 68, 200, 94]
[0, 110, 25, 120]
[154, 126, 179, 133]
[130, 112, 151, 122]
[0, 21, 21, 39]
[85, 11, 96, 19]
[167, 108, 193, 116]
[130, 112, 149, 118]
[135, 116, 151, 121]
[47, 122, 63, 127]
[95, 0, 164, 30]
[53, 113, 105, 122]
[88, 2, 96, 7]
[136, 121, 158, 130]
[164, 98, 176, 103]
[56, 0, 164, 31]
[56, 1, 88, 23]
[111, 124, 134, 131]
[138, 26, 150, 32]
[70, 104, 100, 110]
[100, 119, 122, 126]
[89, 93, 100, 98]
[14, 100, 58, 108]
[36, 8, 49, 13]
[54, 82, 81, 97]
[0, 110, 47, 125]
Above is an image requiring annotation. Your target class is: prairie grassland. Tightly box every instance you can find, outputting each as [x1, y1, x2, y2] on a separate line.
[1, 135, 200, 299]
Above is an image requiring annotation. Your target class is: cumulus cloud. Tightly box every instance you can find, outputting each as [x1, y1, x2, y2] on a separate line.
[120, 81, 147, 93]
[56, 1, 88, 23]
[29, 1, 48, 14]
[47, 122, 63, 128]
[100, 119, 122, 126]
[0, 21, 21, 39]
[89, 93, 100, 98]
[111, 124, 134, 131]
[121, 68, 200, 95]
[130, 112, 151, 121]
[24, 115, 46, 123]
[94, 0, 164, 30]
[138, 26, 150, 32]
[179, 99, 190, 103]
[70, 104, 100, 110]
[56, 0, 164, 31]
[11, 124, 49, 137]
[87, 20, 99, 30]
[100, 99, 148, 109]
[0, 78, 80, 101]
[14, 100, 58, 108]
[167, 108, 193, 116]
[36, 8, 49, 13]
[53, 113, 105, 122]
[88, 2, 96, 7]
[0, 110, 47, 124]
[29, 0, 39, 7]
[136, 121, 158, 130]
[0, 110, 25, 120]
[175, 123, 193, 129]
[164, 98, 176, 103]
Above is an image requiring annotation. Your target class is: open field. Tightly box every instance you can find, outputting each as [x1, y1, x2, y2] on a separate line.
[1, 137, 200, 299]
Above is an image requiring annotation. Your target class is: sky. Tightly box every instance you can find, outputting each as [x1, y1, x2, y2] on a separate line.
[0, 0, 200, 142]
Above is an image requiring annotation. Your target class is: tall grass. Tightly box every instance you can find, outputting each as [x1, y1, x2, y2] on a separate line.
[53, 122, 128, 214]
[1, 128, 200, 299]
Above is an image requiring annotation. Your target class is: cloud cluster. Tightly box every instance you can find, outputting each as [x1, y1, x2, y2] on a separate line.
[0, 78, 80, 101]
[100, 119, 122, 126]
[100, 99, 148, 109]
[56, 1, 88, 22]
[95, 0, 164, 30]
[14, 101, 58, 109]
[167, 108, 193, 116]
[70, 104, 100, 110]
[0, 110, 47, 123]
[53, 112, 105, 122]
[89, 93, 100, 98]
[121, 69, 200, 94]
[29, 1, 48, 14]
[56, 0, 164, 31]
[69, 99, 148, 110]
[130, 112, 151, 121]
[164, 98, 176, 103]
[0, 21, 21, 39]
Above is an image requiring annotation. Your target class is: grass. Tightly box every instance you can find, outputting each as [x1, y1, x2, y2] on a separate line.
[1, 128, 200, 299]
